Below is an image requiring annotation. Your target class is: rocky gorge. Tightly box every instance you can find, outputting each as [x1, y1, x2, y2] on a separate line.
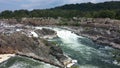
[0, 17, 120, 68]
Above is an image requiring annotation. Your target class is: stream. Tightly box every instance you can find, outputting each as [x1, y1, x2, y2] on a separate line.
[0, 27, 120, 68]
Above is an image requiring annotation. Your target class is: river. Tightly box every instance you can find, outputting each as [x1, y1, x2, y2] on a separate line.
[0, 27, 120, 68]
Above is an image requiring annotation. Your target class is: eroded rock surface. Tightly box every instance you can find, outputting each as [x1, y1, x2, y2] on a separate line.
[0, 23, 72, 68]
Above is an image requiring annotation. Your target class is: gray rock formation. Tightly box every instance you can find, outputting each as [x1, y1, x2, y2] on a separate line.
[0, 31, 73, 68]
[66, 18, 120, 49]
[35, 28, 57, 39]
[0, 22, 72, 68]
[1, 17, 120, 50]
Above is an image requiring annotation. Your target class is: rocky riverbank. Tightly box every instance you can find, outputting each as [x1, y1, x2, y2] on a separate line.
[1, 17, 120, 50]
[42, 17, 120, 50]
[66, 20, 120, 50]
[0, 17, 120, 67]
[0, 22, 75, 68]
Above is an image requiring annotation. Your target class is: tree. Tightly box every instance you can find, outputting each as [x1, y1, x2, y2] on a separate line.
[13, 10, 29, 18]
[94, 10, 116, 18]
[0, 10, 13, 18]
[115, 10, 120, 19]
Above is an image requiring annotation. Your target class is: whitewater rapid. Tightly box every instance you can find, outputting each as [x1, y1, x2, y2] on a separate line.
[0, 27, 120, 68]
[52, 28, 120, 68]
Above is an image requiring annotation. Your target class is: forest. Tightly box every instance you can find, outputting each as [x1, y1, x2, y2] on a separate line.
[0, 1, 120, 19]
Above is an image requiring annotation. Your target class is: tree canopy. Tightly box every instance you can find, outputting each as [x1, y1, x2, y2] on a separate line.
[0, 1, 120, 19]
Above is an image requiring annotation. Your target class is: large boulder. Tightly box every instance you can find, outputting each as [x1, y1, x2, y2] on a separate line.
[0, 32, 70, 68]
[35, 28, 57, 39]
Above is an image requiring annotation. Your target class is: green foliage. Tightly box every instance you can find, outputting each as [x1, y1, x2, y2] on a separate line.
[0, 10, 13, 18]
[94, 10, 116, 18]
[13, 10, 29, 18]
[0, 1, 120, 20]
[54, 1, 120, 11]
[115, 10, 120, 19]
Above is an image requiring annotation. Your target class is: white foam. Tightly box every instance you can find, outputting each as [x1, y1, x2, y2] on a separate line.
[16, 29, 22, 32]
[56, 30, 81, 45]
[67, 62, 75, 68]
[66, 60, 78, 68]
[35, 27, 43, 30]
[0, 54, 15, 63]
[30, 31, 38, 37]
[113, 60, 118, 65]
[53, 28, 104, 67]
[72, 60, 77, 63]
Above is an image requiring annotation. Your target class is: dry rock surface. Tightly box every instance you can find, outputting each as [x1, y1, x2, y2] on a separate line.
[0, 22, 72, 68]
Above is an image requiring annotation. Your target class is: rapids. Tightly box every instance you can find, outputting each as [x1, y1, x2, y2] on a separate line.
[0, 27, 120, 68]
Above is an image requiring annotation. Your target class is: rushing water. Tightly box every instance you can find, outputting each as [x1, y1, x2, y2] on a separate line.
[0, 27, 120, 68]
[51, 28, 120, 68]
[0, 56, 58, 68]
